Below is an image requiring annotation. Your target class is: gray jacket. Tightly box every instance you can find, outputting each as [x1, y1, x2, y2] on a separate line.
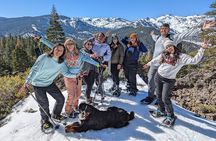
[151, 28, 201, 59]
[110, 43, 125, 64]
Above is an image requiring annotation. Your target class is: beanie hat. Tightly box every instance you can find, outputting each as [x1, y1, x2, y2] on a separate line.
[129, 33, 137, 39]
[163, 39, 183, 51]
[83, 39, 92, 47]
[112, 33, 117, 38]
[111, 33, 119, 39]
[163, 39, 175, 48]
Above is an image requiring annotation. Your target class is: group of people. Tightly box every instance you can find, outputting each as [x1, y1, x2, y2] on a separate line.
[21, 20, 215, 130]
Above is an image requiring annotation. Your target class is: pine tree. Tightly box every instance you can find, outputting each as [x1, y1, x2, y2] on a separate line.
[205, 1, 216, 15]
[3, 35, 15, 72]
[0, 38, 6, 73]
[12, 37, 30, 72]
[46, 5, 65, 44]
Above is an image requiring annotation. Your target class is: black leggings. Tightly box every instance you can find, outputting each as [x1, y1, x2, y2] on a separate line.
[123, 65, 138, 92]
[33, 83, 65, 121]
[111, 64, 120, 86]
[83, 70, 95, 99]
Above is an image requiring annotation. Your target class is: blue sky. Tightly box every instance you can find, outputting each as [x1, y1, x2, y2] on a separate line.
[0, 0, 214, 21]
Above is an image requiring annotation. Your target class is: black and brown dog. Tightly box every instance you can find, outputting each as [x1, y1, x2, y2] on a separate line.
[65, 103, 134, 133]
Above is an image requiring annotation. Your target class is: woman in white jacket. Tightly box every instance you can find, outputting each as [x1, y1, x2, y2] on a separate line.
[144, 39, 209, 126]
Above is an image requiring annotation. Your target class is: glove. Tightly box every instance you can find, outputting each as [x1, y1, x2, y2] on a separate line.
[96, 63, 100, 68]
[126, 51, 133, 58]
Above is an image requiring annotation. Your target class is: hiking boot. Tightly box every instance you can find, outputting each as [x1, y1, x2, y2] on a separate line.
[162, 116, 176, 126]
[68, 111, 79, 118]
[154, 99, 158, 106]
[126, 84, 130, 92]
[109, 84, 116, 92]
[96, 86, 104, 95]
[129, 91, 137, 96]
[140, 96, 154, 105]
[151, 109, 166, 118]
[86, 97, 93, 104]
[52, 114, 67, 122]
[73, 108, 79, 114]
[41, 120, 54, 133]
[113, 88, 121, 97]
[112, 86, 121, 97]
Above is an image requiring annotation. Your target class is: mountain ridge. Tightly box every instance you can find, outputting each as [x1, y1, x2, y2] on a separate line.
[0, 14, 207, 39]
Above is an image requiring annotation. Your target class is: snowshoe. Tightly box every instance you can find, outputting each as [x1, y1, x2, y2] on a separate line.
[109, 84, 116, 92]
[86, 97, 93, 104]
[126, 84, 130, 92]
[154, 99, 159, 106]
[129, 91, 137, 96]
[52, 114, 67, 125]
[112, 88, 121, 97]
[95, 86, 104, 95]
[149, 109, 166, 118]
[41, 120, 55, 134]
[68, 110, 79, 119]
[140, 96, 155, 105]
[161, 116, 177, 127]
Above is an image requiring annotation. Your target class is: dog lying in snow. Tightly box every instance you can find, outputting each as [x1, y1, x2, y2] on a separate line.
[65, 103, 134, 132]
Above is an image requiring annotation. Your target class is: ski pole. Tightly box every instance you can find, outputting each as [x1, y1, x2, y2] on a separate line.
[27, 90, 60, 129]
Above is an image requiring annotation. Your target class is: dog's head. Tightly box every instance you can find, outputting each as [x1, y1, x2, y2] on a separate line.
[78, 103, 96, 121]
[65, 122, 80, 133]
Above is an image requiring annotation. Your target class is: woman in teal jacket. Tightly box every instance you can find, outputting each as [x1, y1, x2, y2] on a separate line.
[24, 43, 77, 131]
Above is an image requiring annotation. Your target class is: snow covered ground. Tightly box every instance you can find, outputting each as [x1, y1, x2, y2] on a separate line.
[0, 75, 216, 141]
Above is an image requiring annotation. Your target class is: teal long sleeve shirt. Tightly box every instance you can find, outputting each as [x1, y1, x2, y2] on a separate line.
[26, 54, 77, 87]
[39, 37, 99, 76]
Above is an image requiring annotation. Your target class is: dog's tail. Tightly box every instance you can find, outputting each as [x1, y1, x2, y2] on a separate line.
[129, 111, 135, 120]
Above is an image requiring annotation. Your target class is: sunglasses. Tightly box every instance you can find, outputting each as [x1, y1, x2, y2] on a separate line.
[87, 43, 92, 46]
[67, 43, 74, 46]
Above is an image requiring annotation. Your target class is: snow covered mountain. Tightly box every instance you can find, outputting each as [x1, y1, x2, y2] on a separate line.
[75, 17, 133, 29]
[0, 14, 208, 39]
[135, 14, 207, 33]
[0, 76, 216, 141]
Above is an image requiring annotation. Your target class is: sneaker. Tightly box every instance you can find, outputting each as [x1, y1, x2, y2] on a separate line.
[140, 96, 154, 105]
[151, 109, 166, 118]
[52, 114, 67, 122]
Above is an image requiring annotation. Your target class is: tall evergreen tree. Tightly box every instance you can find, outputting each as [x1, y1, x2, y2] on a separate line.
[3, 35, 15, 71]
[205, 1, 216, 15]
[0, 38, 6, 73]
[46, 5, 65, 44]
[0, 36, 36, 75]
[12, 37, 30, 72]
